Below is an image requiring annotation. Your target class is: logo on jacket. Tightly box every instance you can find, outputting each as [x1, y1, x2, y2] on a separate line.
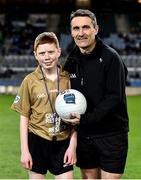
[70, 74, 76, 78]
[99, 58, 103, 63]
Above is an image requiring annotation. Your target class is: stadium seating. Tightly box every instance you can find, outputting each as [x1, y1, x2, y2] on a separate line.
[0, 12, 141, 90]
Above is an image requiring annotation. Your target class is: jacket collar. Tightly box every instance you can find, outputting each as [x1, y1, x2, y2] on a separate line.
[68, 36, 103, 61]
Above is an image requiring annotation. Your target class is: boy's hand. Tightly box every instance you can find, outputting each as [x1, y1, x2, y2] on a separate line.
[21, 151, 33, 170]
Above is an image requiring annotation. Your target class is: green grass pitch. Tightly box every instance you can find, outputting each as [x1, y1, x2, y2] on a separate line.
[0, 95, 141, 179]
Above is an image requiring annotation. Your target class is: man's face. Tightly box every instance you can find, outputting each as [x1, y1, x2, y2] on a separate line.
[71, 16, 98, 50]
[34, 43, 61, 70]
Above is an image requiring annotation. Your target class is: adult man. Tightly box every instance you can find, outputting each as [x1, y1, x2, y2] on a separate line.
[64, 9, 129, 179]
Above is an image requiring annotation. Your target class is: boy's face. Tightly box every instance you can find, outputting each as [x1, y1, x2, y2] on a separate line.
[34, 43, 61, 70]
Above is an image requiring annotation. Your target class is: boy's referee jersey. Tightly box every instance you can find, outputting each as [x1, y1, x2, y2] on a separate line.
[11, 66, 71, 141]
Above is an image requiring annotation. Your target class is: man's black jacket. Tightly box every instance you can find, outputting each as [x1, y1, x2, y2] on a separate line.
[64, 37, 129, 137]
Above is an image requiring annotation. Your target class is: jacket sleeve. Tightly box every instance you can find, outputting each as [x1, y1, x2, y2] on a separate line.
[81, 52, 127, 125]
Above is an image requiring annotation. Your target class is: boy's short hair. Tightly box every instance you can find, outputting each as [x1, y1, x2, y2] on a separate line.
[70, 9, 97, 27]
[34, 32, 59, 51]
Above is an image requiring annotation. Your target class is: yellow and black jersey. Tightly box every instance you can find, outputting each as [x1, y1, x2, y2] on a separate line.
[11, 66, 71, 141]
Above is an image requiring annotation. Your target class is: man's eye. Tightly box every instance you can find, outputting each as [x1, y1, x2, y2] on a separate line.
[83, 26, 90, 29]
[73, 27, 79, 31]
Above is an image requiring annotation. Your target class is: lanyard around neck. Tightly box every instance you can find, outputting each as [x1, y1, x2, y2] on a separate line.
[40, 65, 60, 133]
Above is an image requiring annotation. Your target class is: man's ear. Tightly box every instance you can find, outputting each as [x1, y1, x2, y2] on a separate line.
[95, 25, 99, 34]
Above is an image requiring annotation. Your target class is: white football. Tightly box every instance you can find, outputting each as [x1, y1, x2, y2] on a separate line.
[55, 89, 87, 119]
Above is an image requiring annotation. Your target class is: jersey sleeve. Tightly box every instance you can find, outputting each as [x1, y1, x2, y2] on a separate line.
[11, 77, 31, 118]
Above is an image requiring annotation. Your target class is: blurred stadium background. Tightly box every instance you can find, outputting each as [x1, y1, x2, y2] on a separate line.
[0, 0, 141, 179]
[0, 0, 141, 95]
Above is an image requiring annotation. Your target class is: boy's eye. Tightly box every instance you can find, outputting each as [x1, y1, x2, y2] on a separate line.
[40, 52, 45, 55]
[48, 51, 54, 54]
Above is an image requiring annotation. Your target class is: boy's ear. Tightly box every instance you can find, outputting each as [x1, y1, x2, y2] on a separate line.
[34, 51, 37, 58]
[33, 51, 36, 56]
[58, 48, 61, 57]
[33, 51, 38, 62]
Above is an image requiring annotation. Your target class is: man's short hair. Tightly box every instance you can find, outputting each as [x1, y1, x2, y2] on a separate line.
[70, 9, 97, 27]
[34, 32, 59, 51]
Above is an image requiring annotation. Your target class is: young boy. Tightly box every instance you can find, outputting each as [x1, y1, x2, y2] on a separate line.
[11, 32, 78, 179]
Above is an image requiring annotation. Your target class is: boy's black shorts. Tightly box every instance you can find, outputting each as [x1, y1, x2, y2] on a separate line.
[76, 132, 128, 174]
[28, 133, 73, 175]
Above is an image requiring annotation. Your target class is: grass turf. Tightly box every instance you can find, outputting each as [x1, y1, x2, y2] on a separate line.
[0, 95, 141, 179]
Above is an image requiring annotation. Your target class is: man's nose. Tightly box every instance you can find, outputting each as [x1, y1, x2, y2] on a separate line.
[78, 28, 84, 36]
